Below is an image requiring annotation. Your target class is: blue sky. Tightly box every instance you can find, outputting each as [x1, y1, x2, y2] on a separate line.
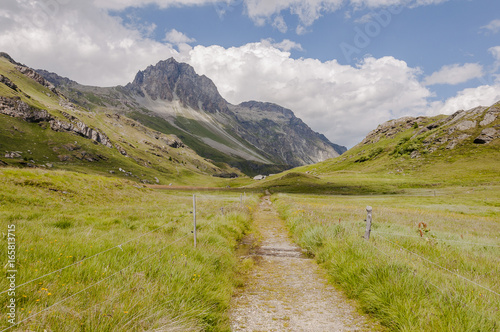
[1, 0, 499, 147]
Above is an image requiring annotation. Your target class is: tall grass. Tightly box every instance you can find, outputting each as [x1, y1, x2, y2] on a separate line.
[0, 168, 258, 331]
[274, 191, 500, 331]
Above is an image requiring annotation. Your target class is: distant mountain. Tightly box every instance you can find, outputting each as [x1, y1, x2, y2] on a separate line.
[37, 57, 346, 175]
[0, 53, 240, 184]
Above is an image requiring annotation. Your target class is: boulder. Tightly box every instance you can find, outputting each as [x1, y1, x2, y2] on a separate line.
[449, 120, 476, 134]
[0, 96, 51, 122]
[0, 75, 18, 91]
[474, 128, 498, 144]
[480, 110, 499, 126]
[5, 151, 22, 158]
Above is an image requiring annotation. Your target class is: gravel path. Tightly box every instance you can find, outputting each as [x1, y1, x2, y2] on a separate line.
[229, 196, 379, 332]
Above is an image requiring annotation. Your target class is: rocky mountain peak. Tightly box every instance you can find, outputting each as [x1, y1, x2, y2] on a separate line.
[126, 57, 229, 114]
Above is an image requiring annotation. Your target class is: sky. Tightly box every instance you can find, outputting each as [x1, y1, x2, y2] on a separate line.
[1, 0, 499, 148]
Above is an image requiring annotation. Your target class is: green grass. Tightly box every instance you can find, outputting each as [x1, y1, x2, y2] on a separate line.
[273, 189, 500, 331]
[0, 168, 259, 331]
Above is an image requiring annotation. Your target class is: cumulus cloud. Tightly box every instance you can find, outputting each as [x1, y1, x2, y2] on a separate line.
[429, 84, 500, 115]
[0, 1, 180, 86]
[188, 42, 431, 147]
[423, 63, 484, 86]
[481, 19, 500, 34]
[164, 29, 196, 44]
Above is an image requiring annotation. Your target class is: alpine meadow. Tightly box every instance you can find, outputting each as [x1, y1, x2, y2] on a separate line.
[1, 1, 500, 330]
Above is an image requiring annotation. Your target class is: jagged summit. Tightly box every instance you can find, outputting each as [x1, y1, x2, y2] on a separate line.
[125, 58, 229, 114]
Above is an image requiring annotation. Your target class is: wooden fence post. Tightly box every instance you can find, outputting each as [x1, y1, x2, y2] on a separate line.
[193, 194, 197, 248]
[364, 206, 373, 240]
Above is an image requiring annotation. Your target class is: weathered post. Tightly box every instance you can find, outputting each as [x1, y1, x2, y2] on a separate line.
[364, 206, 373, 240]
[240, 193, 243, 206]
[193, 194, 197, 248]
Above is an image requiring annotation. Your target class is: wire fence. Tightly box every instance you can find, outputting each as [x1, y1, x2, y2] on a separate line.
[1, 193, 250, 331]
[371, 230, 500, 248]
[1, 219, 180, 295]
[375, 234, 500, 297]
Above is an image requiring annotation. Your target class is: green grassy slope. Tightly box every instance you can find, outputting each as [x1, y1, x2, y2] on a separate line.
[0, 56, 241, 186]
[250, 104, 500, 194]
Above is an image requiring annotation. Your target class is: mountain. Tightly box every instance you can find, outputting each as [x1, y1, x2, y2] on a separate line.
[0, 54, 242, 185]
[37, 57, 345, 175]
[250, 102, 500, 194]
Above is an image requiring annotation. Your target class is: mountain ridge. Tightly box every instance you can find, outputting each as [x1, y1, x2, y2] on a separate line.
[36, 56, 346, 174]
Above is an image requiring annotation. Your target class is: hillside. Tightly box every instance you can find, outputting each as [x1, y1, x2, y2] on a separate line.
[37, 58, 345, 175]
[252, 102, 500, 193]
[0, 54, 241, 186]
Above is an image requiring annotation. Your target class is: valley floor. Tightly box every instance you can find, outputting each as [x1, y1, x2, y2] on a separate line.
[229, 196, 381, 331]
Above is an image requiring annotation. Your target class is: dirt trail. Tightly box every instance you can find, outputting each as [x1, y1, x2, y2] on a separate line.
[229, 196, 378, 332]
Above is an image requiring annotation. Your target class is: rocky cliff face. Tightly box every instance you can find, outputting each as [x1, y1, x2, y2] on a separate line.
[125, 58, 229, 114]
[231, 101, 345, 166]
[122, 58, 346, 169]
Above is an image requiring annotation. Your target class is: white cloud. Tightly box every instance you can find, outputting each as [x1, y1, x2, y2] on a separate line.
[490, 46, 500, 62]
[188, 42, 431, 147]
[243, 0, 446, 31]
[272, 15, 288, 33]
[481, 19, 500, 34]
[423, 63, 484, 86]
[267, 39, 303, 52]
[428, 84, 500, 116]
[0, 1, 180, 86]
[164, 29, 196, 44]
[93, 0, 225, 10]
[244, 0, 343, 29]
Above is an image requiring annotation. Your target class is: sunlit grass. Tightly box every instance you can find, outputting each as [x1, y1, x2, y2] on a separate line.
[273, 189, 500, 331]
[0, 168, 258, 331]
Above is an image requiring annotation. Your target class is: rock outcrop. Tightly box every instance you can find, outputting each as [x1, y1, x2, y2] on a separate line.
[0, 75, 18, 91]
[0, 96, 112, 148]
[0, 96, 51, 122]
[16, 66, 57, 94]
[359, 101, 500, 154]
[474, 127, 499, 144]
